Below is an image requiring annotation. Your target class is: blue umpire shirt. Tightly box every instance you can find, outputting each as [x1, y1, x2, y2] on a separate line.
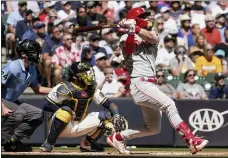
[1, 59, 38, 102]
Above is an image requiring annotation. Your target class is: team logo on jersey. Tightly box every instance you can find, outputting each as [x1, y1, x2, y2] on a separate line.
[81, 91, 88, 98]
[51, 92, 59, 100]
[189, 109, 228, 134]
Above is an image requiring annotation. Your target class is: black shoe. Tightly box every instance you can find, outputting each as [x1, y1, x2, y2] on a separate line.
[4, 141, 32, 152]
[40, 142, 53, 152]
[80, 142, 104, 152]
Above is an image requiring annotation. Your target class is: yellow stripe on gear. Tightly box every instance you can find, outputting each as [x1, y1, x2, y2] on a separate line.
[56, 109, 72, 123]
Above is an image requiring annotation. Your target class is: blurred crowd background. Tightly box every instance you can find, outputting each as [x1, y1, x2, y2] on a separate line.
[1, 0, 228, 99]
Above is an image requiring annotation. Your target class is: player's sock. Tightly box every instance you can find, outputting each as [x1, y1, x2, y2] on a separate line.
[46, 117, 68, 145]
[115, 133, 124, 141]
[176, 121, 194, 143]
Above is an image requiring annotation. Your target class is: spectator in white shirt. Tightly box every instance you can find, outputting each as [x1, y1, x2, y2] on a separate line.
[8, 1, 40, 13]
[156, 35, 175, 69]
[93, 52, 108, 86]
[99, 66, 125, 98]
[211, 1, 228, 18]
[160, 6, 178, 34]
[57, 1, 75, 21]
[154, 17, 169, 49]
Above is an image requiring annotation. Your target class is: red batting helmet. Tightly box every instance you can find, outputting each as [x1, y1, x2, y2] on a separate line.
[126, 7, 151, 28]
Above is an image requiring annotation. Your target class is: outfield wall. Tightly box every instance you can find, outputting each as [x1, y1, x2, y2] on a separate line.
[17, 96, 228, 147]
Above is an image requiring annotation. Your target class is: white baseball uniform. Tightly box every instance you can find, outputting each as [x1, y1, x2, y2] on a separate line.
[119, 33, 183, 139]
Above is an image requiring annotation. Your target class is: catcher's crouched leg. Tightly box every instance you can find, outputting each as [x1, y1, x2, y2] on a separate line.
[80, 111, 112, 152]
[40, 106, 72, 152]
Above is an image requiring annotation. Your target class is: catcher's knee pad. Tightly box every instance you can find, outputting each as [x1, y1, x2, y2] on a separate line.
[98, 111, 112, 121]
[55, 106, 72, 123]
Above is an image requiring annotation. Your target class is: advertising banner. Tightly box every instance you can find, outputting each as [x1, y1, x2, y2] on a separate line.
[18, 96, 228, 147]
[175, 100, 228, 147]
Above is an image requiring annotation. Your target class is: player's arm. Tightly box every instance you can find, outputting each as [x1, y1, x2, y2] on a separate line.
[31, 85, 52, 94]
[93, 89, 119, 116]
[119, 19, 158, 52]
[41, 84, 71, 112]
[137, 28, 158, 44]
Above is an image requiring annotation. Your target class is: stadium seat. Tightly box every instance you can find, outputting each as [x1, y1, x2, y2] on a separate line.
[205, 73, 216, 84]
[166, 76, 182, 89]
[224, 77, 228, 85]
[195, 76, 212, 91]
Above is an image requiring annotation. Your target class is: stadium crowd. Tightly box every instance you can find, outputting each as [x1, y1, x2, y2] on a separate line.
[1, 0, 228, 99]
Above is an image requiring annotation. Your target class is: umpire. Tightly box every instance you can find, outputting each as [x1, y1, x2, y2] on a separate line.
[1, 40, 51, 152]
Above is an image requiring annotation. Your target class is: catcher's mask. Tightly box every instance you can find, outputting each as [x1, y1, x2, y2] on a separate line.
[69, 62, 95, 85]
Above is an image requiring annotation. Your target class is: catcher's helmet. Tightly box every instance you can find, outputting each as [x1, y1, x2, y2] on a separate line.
[16, 39, 41, 63]
[126, 7, 151, 28]
[68, 62, 95, 85]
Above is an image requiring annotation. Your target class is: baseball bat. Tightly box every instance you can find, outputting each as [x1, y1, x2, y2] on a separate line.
[74, 24, 118, 34]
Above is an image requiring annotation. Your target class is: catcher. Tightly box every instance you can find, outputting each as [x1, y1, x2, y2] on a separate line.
[40, 61, 128, 152]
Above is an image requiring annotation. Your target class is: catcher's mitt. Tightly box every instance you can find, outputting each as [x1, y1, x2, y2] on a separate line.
[111, 114, 128, 132]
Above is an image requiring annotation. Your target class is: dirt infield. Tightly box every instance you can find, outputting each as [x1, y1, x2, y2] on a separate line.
[2, 148, 228, 158]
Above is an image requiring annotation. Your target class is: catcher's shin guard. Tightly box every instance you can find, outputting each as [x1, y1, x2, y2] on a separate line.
[40, 107, 72, 152]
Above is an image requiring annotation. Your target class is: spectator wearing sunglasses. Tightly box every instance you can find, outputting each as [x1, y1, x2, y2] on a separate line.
[195, 43, 222, 76]
[52, 33, 80, 84]
[22, 21, 49, 47]
[177, 69, 208, 99]
[15, 9, 33, 41]
[47, 9, 58, 24]
[201, 14, 222, 45]
[39, 1, 55, 22]
[42, 25, 63, 87]
[209, 73, 228, 99]
[156, 70, 177, 99]
[169, 46, 194, 76]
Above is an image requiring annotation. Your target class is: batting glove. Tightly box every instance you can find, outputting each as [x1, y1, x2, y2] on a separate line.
[118, 19, 136, 29]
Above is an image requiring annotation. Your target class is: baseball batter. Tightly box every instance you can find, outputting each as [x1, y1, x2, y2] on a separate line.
[107, 7, 209, 154]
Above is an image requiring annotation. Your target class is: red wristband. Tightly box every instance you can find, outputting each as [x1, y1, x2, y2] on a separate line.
[135, 26, 141, 34]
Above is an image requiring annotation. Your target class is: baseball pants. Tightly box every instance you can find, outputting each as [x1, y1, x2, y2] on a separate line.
[1, 99, 44, 143]
[52, 112, 101, 138]
[127, 78, 183, 139]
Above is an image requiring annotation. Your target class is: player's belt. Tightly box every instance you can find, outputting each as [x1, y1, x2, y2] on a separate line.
[139, 77, 157, 83]
[131, 77, 157, 84]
